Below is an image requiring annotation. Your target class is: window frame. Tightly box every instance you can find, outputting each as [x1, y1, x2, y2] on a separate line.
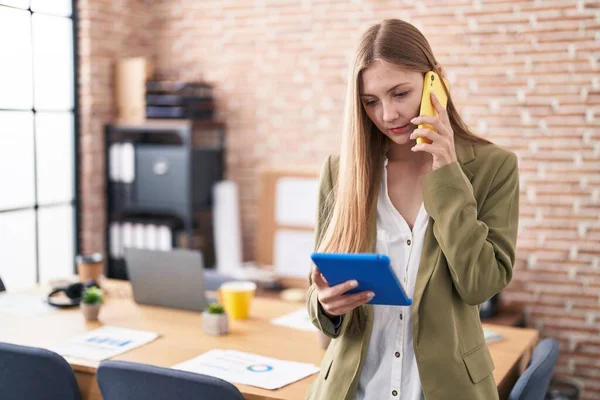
[0, 0, 80, 285]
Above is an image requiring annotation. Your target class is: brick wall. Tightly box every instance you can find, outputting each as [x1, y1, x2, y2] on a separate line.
[78, 1, 599, 397]
[78, 0, 153, 254]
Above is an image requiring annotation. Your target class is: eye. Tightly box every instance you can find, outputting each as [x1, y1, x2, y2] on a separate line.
[394, 91, 409, 98]
[363, 99, 378, 106]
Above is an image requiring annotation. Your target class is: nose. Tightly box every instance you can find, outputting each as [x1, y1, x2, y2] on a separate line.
[381, 101, 399, 124]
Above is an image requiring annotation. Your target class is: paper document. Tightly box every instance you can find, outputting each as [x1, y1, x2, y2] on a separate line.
[145, 224, 158, 250]
[133, 223, 145, 248]
[173, 349, 319, 390]
[275, 177, 318, 227]
[157, 225, 172, 251]
[120, 142, 135, 183]
[484, 328, 504, 344]
[0, 293, 57, 317]
[110, 222, 122, 258]
[271, 308, 317, 332]
[109, 143, 121, 181]
[51, 326, 159, 361]
[274, 229, 315, 278]
[122, 222, 133, 249]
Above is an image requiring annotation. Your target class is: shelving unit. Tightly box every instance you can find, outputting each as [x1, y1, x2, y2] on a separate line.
[104, 119, 225, 279]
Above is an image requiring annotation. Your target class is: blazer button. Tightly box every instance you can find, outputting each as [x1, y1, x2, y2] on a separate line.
[395, 351, 400, 358]
[406, 239, 412, 246]
[392, 390, 398, 396]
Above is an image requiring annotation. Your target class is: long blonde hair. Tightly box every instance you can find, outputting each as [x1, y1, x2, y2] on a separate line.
[317, 19, 488, 329]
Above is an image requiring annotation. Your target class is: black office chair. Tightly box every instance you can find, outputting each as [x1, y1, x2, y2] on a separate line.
[509, 338, 560, 400]
[97, 360, 245, 400]
[0, 275, 5, 292]
[0, 342, 81, 400]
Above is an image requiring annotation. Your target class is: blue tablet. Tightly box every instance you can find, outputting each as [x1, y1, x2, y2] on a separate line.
[311, 253, 412, 306]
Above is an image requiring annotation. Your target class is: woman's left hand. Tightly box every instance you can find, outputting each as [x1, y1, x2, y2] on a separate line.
[409, 93, 458, 171]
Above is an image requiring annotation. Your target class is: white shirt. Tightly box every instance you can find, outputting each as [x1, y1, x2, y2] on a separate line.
[356, 159, 429, 400]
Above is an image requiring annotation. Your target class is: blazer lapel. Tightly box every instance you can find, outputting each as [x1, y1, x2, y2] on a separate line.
[411, 223, 441, 346]
[364, 138, 477, 345]
[411, 137, 476, 345]
[455, 137, 476, 181]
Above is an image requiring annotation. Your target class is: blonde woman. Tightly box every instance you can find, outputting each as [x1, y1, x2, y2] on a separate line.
[307, 19, 519, 400]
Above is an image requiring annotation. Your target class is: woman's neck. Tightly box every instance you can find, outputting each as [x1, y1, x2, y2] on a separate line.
[386, 142, 431, 170]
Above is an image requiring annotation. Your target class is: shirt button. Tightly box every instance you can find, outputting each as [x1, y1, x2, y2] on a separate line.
[400, 313, 403, 320]
[392, 390, 398, 396]
[395, 351, 400, 358]
[406, 239, 412, 246]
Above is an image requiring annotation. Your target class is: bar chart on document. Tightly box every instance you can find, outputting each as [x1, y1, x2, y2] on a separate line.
[51, 326, 159, 361]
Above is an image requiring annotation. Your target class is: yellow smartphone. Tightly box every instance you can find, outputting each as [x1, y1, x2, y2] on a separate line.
[417, 71, 449, 144]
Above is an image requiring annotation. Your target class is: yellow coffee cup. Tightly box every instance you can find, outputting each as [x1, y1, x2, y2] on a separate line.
[219, 281, 257, 320]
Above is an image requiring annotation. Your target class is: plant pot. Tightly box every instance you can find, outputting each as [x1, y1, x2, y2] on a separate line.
[81, 303, 101, 321]
[202, 312, 229, 335]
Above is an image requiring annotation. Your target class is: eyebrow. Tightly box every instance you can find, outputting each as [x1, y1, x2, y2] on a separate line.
[360, 82, 411, 98]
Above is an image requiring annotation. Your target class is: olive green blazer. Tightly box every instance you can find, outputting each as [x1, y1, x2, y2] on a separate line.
[306, 137, 520, 400]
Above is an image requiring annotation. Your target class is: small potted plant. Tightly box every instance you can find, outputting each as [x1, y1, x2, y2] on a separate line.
[202, 303, 229, 335]
[81, 286, 103, 321]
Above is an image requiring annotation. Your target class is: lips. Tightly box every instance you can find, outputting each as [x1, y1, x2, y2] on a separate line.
[388, 123, 411, 135]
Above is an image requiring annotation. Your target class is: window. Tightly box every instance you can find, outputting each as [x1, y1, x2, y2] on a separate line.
[0, 0, 78, 290]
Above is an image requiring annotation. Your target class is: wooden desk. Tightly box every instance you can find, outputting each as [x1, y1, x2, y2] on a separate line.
[482, 304, 526, 328]
[1, 281, 538, 400]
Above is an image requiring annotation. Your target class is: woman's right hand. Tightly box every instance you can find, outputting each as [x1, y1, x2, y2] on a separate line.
[311, 267, 375, 317]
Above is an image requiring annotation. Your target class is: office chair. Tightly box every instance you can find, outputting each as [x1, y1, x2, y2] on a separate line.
[0, 342, 80, 400]
[0, 275, 5, 292]
[509, 338, 560, 400]
[97, 360, 245, 400]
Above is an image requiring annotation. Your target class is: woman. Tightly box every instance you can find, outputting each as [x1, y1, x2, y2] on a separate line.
[306, 19, 519, 400]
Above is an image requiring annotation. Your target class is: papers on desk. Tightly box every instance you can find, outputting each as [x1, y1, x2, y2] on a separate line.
[0, 293, 57, 317]
[51, 326, 159, 361]
[173, 349, 319, 390]
[271, 308, 317, 332]
[484, 328, 504, 344]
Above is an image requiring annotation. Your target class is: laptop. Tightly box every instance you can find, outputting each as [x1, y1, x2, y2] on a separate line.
[124, 248, 210, 312]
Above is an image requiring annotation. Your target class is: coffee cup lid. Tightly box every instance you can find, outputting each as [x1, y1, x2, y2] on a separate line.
[75, 253, 103, 264]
